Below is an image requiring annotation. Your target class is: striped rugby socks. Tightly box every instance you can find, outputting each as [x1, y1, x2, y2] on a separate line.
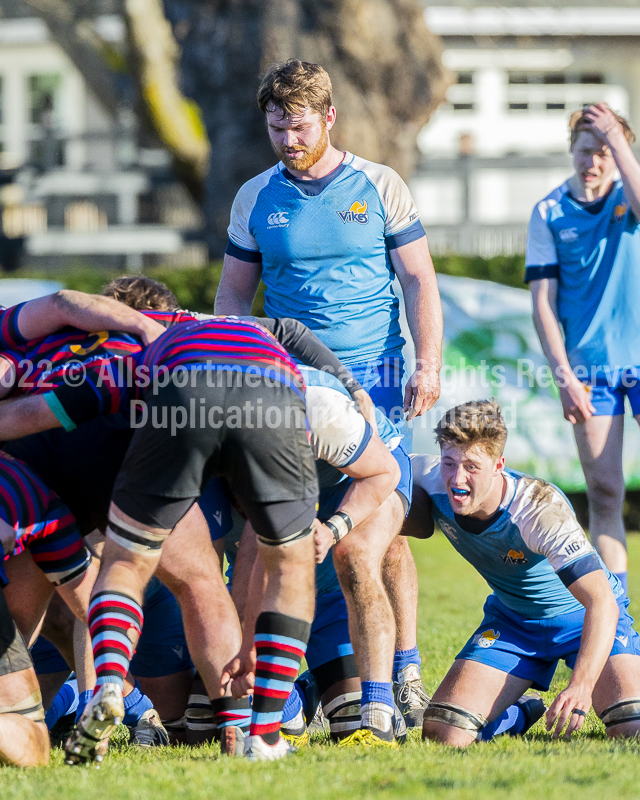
[88, 591, 143, 691]
[250, 612, 311, 745]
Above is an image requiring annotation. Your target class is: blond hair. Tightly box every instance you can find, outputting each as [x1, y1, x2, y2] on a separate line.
[101, 275, 178, 311]
[435, 399, 507, 461]
[569, 106, 635, 149]
[257, 59, 333, 119]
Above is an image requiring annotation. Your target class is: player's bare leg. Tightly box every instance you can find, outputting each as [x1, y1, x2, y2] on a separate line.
[156, 505, 241, 704]
[332, 492, 404, 744]
[593, 654, 640, 738]
[422, 659, 532, 747]
[574, 415, 627, 580]
[382, 535, 429, 726]
[0, 668, 49, 767]
[223, 522, 315, 762]
[65, 504, 165, 765]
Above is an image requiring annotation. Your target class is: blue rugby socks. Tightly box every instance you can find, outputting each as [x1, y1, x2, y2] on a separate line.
[360, 681, 394, 741]
[393, 646, 421, 682]
[613, 571, 628, 595]
[123, 680, 154, 726]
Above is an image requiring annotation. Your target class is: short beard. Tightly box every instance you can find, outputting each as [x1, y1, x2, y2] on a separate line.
[274, 124, 328, 172]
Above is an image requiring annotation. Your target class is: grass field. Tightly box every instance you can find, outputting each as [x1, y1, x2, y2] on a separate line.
[3, 534, 640, 799]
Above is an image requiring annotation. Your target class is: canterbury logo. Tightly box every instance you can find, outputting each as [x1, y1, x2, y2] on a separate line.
[267, 211, 289, 226]
[337, 200, 369, 224]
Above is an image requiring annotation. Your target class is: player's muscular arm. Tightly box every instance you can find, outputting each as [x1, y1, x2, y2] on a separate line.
[530, 278, 595, 424]
[391, 237, 443, 419]
[584, 104, 640, 220]
[546, 569, 619, 738]
[215, 255, 262, 315]
[0, 394, 61, 440]
[17, 291, 165, 345]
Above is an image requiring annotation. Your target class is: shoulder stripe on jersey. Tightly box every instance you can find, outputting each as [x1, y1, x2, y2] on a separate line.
[557, 552, 601, 588]
[385, 219, 426, 250]
[226, 239, 262, 262]
[524, 264, 559, 283]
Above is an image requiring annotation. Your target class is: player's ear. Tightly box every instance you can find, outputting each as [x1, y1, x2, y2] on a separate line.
[326, 106, 337, 130]
[494, 455, 506, 474]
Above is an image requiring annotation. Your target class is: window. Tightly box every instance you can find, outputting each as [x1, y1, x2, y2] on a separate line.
[456, 72, 473, 85]
[543, 73, 565, 85]
[28, 74, 61, 125]
[452, 103, 474, 112]
[580, 73, 604, 84]
[546, 102, 566, 110]
[509, 102, 529, 111]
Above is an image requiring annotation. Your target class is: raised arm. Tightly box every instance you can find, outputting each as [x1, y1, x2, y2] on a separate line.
[545, 569, 619, 738]
[391, 237, 443, 419]
[584, 103, 640, 220]
[16, 291, 165, 346]
[214, 255, 262, 316]
[530, 278, 595, 424]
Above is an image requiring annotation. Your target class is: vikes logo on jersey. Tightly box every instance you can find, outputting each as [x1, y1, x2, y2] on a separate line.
[337, 200, 369, 224]
[613, 203, 627, 221]
[499, 549, 528, 565]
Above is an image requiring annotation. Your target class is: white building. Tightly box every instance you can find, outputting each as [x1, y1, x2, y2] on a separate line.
[413, 6, 640, 254]
[0, 11, 204, 270]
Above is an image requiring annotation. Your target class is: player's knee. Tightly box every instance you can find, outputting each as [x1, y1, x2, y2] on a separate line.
[587, 479, 624, 515]
[422, 719, 475, 747]
[422, 701, 487, 747]
[599, 698, 640, 739]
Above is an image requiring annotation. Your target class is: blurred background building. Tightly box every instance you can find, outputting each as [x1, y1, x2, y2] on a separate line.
[0, 1, 206, 271]
[412, 1, 639, 256]
[0, 1, 637, 268]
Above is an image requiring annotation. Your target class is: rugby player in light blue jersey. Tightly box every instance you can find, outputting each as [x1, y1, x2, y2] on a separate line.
[215, 57, 442, 725]
[407, 400, 640, 746]
[526, 104, 640, 592]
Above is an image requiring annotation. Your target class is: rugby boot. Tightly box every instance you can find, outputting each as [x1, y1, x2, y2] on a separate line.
[132, 708, 170, 747]
[219, 725, 246, 756]
[337, 728, 398, 748]
[514, 692, 547, 736]
[244, 734, 296, 762]
[393, 664, 430, 728]
[64, 683, 124, 766]
[392, 702, 408, 744]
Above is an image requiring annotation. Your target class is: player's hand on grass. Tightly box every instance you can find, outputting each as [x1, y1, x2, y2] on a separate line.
[583, 104, 626, 148]
[353, 389, 378, 434]
[559, 375, 596, 425]
[404, 363, 440, 420]
[545, 683, 592, 739]
[220, 647, 256, 699]
[313, 519, 335, 564]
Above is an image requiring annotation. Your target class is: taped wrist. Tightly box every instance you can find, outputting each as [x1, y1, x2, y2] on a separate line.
[325, 512, 353, 544]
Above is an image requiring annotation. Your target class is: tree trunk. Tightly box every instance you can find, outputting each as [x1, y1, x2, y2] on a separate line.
[164, 0, 450, 257]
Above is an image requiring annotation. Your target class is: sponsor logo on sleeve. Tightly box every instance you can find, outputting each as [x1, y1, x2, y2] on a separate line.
[439, 521, 458, 541]
[499, 549, 528, 565]
[337, 200, 369, 224]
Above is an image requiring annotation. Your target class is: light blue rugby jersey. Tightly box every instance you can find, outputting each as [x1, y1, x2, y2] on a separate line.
[525, 179, 640, 376]
[413, 454, 622, 619]
[226, 153, 426, 364]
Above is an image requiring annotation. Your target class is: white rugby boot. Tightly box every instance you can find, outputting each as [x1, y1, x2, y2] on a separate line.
[243, 734, 296, 762]
[64, 683, 124, 766]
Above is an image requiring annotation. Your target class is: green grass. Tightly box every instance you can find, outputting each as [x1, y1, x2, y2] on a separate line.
[3, 534, 640, 798]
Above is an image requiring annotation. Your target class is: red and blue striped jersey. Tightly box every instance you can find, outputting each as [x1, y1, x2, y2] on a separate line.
[0, 451, 90, 586]
[50, 316, 306, 428]
[0, 304, 28, 351]
[2, 327, 143, 397]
